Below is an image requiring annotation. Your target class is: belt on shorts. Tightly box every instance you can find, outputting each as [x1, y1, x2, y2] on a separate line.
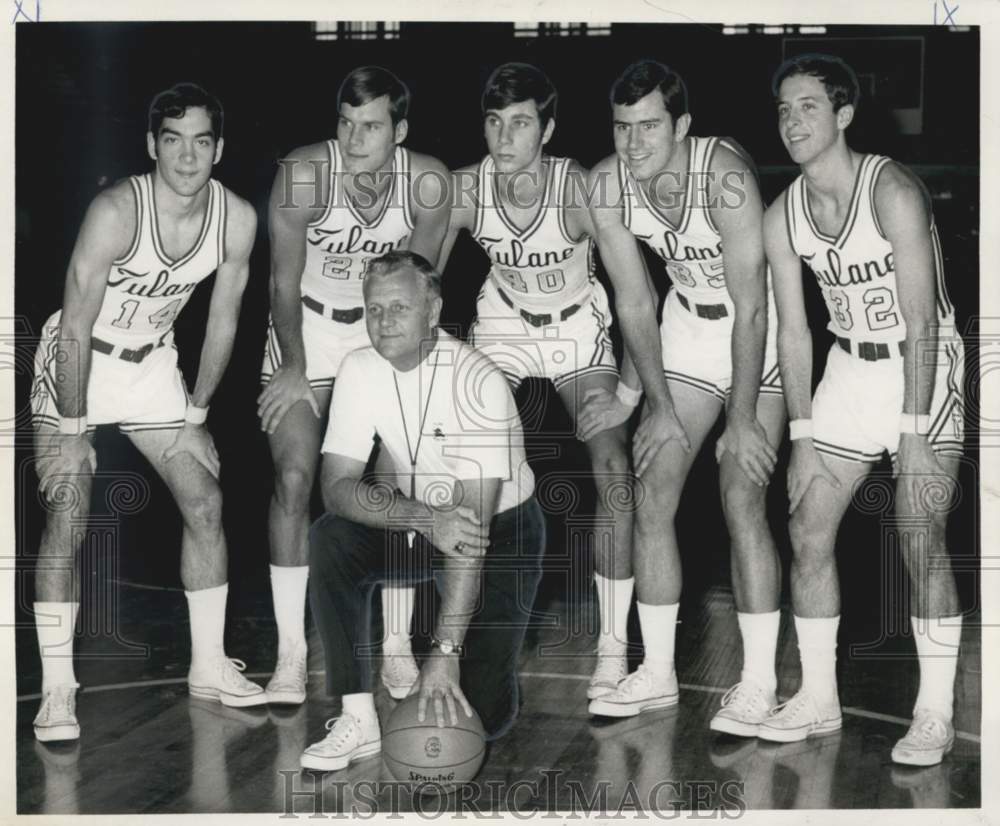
[676, 293, 729, 320]
[495, 287, 581, 328]
[91, 336, 157, 364]
[836, 336, 905, 361]
[302, 295, 364, 324]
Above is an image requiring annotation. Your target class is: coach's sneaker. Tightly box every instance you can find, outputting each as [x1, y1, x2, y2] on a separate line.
[266, 647, 308, 705]
[301, 714, 381, 772]
[891, 709, 955, 766]
[380, 653, 420, 700]
[189, 657, 267, 708]
[710, 680, 777, 737]
[33, 683, 81, 742]
[588, 664, 679, 717]
[757, 690, 842, 743]
[588, 654, 628, 700]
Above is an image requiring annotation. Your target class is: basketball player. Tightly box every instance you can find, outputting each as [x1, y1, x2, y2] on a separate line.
[29, 83, 264, 742]
[581, 61, 787, 731]
[761, 54, 965, 766]
[258, 67, 450, 705]
[302, 251, 544, 771]
[439, 63, 633, 700]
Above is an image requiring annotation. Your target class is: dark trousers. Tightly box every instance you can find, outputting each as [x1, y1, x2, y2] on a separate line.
[308, 496, 545, 741]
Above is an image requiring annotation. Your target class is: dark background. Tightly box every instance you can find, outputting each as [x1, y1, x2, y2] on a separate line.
[12, 23, 982, 660]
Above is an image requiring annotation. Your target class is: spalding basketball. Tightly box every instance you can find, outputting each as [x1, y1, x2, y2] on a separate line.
[383, 694, 487, 794]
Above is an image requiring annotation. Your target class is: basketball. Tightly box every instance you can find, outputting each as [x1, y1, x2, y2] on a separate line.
[382, 694, 487, 793]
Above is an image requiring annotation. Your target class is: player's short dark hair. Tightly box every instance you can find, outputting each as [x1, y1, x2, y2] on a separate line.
[481, 62, 558, 129]
[365, 250, 442, 299]
[148, 83, 224, 141]
[771, 53, 860, 112]
[338, 66, 410, 126]
[610, 60, 688, 121]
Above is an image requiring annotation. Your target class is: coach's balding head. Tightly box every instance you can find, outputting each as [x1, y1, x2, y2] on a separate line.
[363, 250, 444, 371]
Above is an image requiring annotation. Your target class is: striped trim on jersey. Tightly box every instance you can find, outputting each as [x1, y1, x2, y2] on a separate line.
[147, 174, 217, 268]
[307, 141, 414, 233]
[308, 141, 339, 229]
[799, 154, 875, 250]
[625, 139, 699, 235]
[215, 185, 228, 264]
[555, 160, 582, 245]
[813, 438, 885, 465]
[487, 157, 556, 241]
[114, 177, 144, 268]
[703, 137, 759, 236]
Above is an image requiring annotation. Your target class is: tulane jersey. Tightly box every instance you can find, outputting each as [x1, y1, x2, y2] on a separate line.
[302, 140, 414, 309]
[472, 155, 594, 312]
[95, 173, 226, 346]
[785, 154, 954, 342]
[621, 136, 739, 306]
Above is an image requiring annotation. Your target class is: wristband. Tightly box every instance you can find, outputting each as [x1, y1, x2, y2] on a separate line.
[184, 405, 209, 425]
[789, 418, 813, 441]
[615, 382, 642, 408]
[58, 416, 87, 435]
[898, 413, 930, 436]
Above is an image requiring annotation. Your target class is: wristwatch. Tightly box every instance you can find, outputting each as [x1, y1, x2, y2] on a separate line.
[430, 635, 464, 656]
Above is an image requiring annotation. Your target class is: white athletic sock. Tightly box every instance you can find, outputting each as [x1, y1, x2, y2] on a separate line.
[186, 583, 228, 670]
[342, 692, 379, 739]
[737, 610, 780, 693]
[595, 573, 633, 655]
[269, 564, 308, 655]
[35, 602, 79, 691]
[637, 601, 679, 679]
[794, 615, 840, 707]
[912, 614, 962, 721]
[381, 586, 414, 655]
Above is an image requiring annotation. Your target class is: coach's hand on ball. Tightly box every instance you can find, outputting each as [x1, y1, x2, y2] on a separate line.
[717, 410, 777, 486]
[37, 433, 97, 501]
[414, 655, 474, 728]
[163, 423, 221, 479]
[256, 365, 321, 434]
[430, 505, 489, 557]
[787, 440, 840, 514]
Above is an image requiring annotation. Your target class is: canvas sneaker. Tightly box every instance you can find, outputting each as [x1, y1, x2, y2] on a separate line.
[757, 690, 842, 742]
[710, 679, 777, 737]
[891, 709, 955, 766]
[266, 647, 308, 705]
[301, 713, 381, 772]
[33, 683, 81, 742]
[588, 654, 628, 700]
[188, 657, 267, 707]
[588, 664, 679, 717]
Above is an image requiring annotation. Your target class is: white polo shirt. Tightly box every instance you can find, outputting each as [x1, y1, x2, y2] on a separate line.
[323, 329, 534, 514]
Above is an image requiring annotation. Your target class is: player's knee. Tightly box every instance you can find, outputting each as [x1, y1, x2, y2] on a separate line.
[788, 510, 833, 561]
[720, 478, 765, 528]
[274, 465, 314, 511]
[590, 443, 630, 482]
[178, 482, 223, 533]
[635, 489, 680, 532]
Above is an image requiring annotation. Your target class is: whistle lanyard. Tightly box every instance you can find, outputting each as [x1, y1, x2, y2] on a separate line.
[392, 358, 440, 502]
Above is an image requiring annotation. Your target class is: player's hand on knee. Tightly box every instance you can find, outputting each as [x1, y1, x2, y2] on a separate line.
[162, 423, 221, 479]
[787, 441, 840, 514]
[634, 405, 690, 477]
[432, 506, 489, 558]
[717, 412, 777, 487]
[37, 434, 96, 500]
[416, 655, 473, 727]
[577, 387, 630, 441]
[256, 366, 321, 434]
